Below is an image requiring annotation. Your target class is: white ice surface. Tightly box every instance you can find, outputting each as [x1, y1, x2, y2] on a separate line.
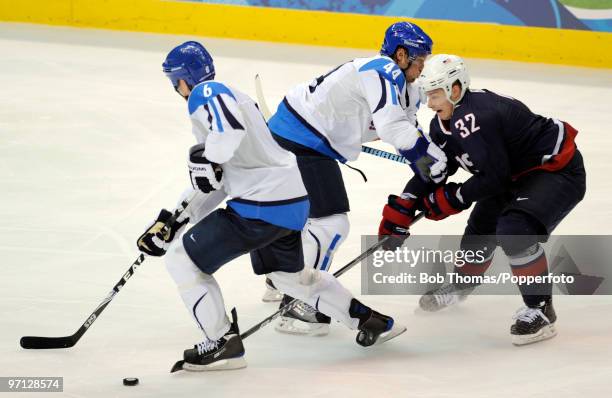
[1, 23, 611, 398]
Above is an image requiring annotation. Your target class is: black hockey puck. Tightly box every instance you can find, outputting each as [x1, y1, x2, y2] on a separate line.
[123, 378, 139, 386]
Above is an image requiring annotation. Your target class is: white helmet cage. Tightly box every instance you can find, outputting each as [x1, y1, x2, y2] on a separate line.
[418, 54, 470, 106]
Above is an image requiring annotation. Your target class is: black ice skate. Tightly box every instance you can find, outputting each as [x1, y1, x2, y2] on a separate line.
[262, 277, 283, 302]
[419, 283, 475, 312]
[511, 301, 557, 346]
[170, 308, 246, 372]
[351, 300, 406, 347]
[275, 295, 331, 336]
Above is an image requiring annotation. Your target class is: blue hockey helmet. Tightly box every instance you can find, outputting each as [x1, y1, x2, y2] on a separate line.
[380, 21, 433, 60]
[162, 41, 215, 90]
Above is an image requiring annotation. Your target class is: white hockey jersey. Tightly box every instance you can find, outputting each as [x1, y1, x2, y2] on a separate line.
[268, 54, 425, 162]
[187, 81, 308, 231]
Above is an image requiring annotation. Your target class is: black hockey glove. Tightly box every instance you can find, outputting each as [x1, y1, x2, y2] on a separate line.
[137, 209, 189, 256]
[188, 144, 223, 193]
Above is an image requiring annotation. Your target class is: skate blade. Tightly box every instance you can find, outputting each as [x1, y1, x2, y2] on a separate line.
[512, 324, 557, 346]
[414, 295, 467, 315]
[172, 357, 247, 372]
[275, 317, 330, 336]
[413, 306, 443, 316]
[262, 289, 283, 303]
[374, 324, 407, 346]
[413, 304, 462, 315]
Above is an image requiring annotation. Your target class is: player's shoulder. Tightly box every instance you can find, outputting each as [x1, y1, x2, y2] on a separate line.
[188, 80, 239, 114]
[191, 80, 237, 100]
[463, 88, 507, 109]
[452, 89, 496, 119]
[354, 54, 406, 88]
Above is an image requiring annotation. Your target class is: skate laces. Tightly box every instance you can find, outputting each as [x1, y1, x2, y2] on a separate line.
[196, 339, 220, 355]
[432, 284, 463, 306]
[294, 300, 317, 316]
[513, 307, 550, 324]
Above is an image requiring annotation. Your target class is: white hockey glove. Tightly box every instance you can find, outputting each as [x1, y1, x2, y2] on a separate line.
[424, 143, 448, 184]
[188, 144, 223, 193]
[399, 135, 447, 184]
[137, 209, 189, 256]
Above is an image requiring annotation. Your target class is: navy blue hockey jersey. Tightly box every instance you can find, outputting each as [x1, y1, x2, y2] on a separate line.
[404, 89, 578, 204]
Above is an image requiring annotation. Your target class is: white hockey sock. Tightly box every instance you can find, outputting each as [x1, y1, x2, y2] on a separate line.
[165, 238, 230, 341]
[302, 213, 349, 271]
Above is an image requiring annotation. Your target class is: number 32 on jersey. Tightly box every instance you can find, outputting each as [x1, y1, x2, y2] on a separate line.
[455, 113, 480, 138]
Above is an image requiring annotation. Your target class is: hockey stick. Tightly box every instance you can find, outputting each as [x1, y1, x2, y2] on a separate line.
[254, 73, 273, 121]
[360, 145, 409, 164]
[20, 192, 197, 349]
[240, 212, 426, 340]
[254, 74, 409, 165]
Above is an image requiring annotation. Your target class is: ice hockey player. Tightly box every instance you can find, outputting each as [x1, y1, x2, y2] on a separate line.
[136, 41, 406, 371]
[378, 54, 586, 345]
[264, 21, 448, 336]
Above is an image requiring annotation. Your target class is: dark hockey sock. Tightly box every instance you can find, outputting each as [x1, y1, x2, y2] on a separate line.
[349, 299, 373, 328]
[509, 246, 552, 307]
[454, 255, 494, 289]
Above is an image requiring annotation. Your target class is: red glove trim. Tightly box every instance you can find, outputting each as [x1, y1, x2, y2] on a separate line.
[434, 187, 460, 216]
[382, 204, 414, 227]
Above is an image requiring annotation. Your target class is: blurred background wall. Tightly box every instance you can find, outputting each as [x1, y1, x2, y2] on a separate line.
[1, 0, 611, 67]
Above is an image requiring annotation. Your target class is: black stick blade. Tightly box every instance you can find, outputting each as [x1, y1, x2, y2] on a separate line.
[170, 360, 185, 373]
[20, 336, 76, 349]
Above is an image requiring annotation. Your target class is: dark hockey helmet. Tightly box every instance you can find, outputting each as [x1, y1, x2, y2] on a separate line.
[380, 21, 433, 61]
[162, 41, 215, 91]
